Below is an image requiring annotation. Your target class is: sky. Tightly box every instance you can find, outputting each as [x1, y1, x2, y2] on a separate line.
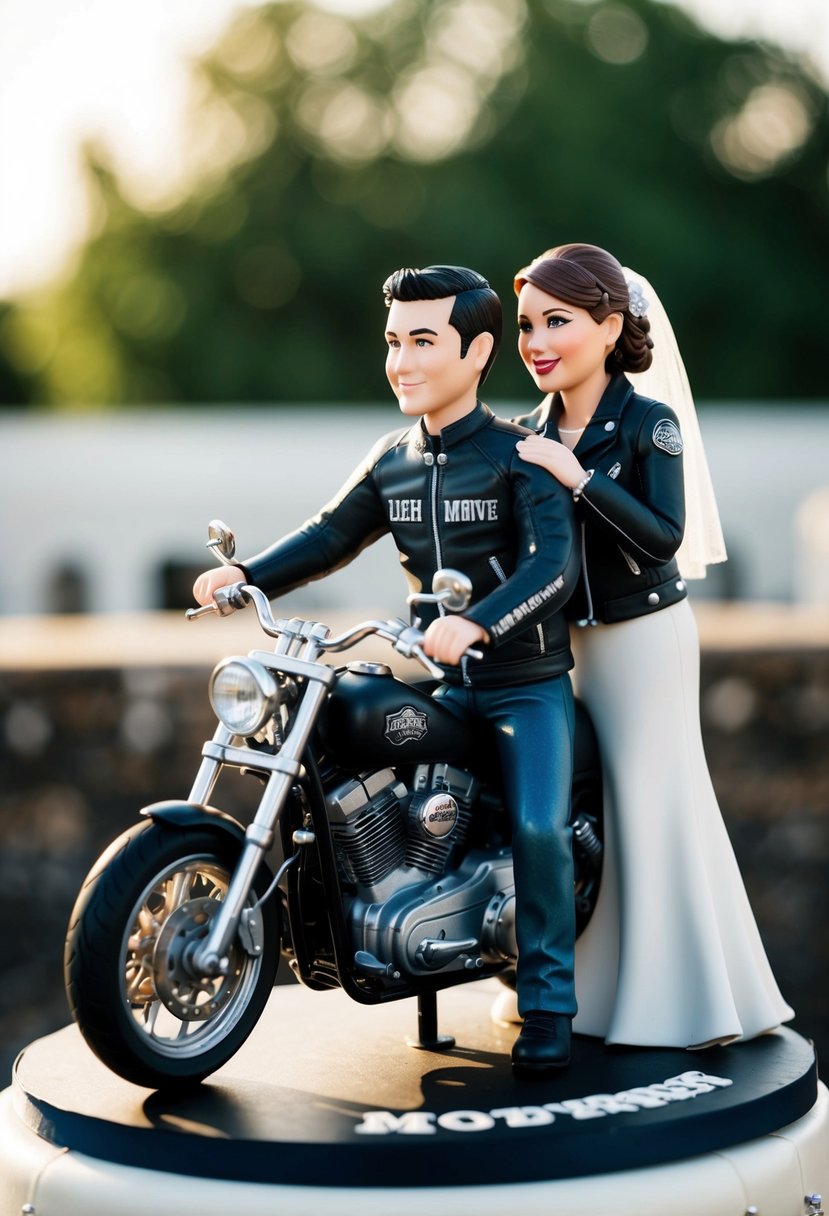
[0, 0, 827, 300]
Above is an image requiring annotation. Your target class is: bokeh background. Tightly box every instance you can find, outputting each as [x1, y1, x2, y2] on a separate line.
[1, 0, 828, 1091]
[3, 0, 829, 406]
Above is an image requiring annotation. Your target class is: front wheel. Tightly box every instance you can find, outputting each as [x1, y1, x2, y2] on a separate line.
[65, 820, 279, 1089]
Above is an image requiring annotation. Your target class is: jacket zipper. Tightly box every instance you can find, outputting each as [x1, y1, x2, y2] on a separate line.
[618, 546, 642, 575]
[430, 455, 444, 601]
[488, 554, 507, 583]
[432, 452, 471, 685]
[430, 450, 472, 686]
[582, 495, 669, 564]
[576, 521, 597, 626]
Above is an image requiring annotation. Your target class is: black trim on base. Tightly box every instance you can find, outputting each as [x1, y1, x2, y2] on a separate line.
[13, 983, 818, 1189]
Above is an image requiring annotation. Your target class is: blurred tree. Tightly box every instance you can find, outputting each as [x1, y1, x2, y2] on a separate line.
[1, 0, 827, 408]
[0, 306, 30, 407]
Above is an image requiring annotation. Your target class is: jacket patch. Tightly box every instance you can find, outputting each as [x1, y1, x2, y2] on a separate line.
[652, 419, 683, 456]
[444, 499, 498, 522]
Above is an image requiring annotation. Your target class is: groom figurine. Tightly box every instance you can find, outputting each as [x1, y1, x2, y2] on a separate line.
[194, 265, 580, 1071]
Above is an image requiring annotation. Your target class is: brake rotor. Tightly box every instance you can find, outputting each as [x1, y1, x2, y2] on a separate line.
[153, 897, 241, 1021]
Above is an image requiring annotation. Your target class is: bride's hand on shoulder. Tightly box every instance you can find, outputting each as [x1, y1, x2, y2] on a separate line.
[516, 434, 585, 489]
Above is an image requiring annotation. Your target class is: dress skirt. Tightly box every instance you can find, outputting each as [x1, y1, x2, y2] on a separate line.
[571, 598, 794, 1048]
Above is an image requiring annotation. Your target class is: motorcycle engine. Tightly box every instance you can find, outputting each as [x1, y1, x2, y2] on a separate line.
[406, 763, 476, 874]
[326, 762, 476, 899]
[326, 763, 516, 979]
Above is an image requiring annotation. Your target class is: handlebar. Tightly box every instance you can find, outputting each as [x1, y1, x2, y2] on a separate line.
[185, 582, 483, 678]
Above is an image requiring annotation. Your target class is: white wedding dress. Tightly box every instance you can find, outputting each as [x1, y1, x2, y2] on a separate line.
[570, 599, 794, 1047]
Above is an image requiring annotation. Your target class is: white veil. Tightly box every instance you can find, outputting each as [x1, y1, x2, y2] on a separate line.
[623, 269, 727, 580]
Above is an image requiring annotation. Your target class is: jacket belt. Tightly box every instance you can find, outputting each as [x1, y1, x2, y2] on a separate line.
[591, 574, 688, 626]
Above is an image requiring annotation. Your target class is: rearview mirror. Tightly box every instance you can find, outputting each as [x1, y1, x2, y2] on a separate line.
[206, 520, 237, 566]
[431, 569, 473, 613]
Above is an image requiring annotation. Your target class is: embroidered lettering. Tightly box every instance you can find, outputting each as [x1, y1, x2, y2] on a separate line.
[490, 575, 566, 639]
[388, 499, 422, 522]
[444, 499, 498, 523]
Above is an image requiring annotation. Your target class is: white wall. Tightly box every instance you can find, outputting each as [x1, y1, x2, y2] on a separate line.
[4, 403, 829, 615]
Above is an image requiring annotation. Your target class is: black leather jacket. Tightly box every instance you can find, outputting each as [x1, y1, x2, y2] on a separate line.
[239, 402, 580, 687]
[513, 374, 688, 626]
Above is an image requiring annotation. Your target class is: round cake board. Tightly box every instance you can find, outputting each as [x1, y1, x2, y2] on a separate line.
[3, 979, 828, 1216]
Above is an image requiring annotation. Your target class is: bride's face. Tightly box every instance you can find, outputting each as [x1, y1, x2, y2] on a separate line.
[517, 281, 620, 395]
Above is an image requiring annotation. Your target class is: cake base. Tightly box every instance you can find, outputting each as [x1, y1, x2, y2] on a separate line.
[2, 980, 827, 1216]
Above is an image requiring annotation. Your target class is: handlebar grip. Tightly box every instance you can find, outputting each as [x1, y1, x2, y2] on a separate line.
[186, 582, 248, 622]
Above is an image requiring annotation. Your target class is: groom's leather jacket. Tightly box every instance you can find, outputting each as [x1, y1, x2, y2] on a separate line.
[238, 403, 579, 688]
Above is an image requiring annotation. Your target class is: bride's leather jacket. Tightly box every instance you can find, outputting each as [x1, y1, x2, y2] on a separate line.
[238, 402, 580, 687]
[513, 374, 688, 626]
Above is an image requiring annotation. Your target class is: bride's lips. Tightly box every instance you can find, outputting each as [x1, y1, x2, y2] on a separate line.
[533, 358, 560, 375]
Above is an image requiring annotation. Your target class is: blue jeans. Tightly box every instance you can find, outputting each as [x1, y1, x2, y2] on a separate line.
[434, 675, 577, 1016]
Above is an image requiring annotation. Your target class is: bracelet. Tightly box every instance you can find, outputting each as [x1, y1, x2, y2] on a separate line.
[572, 469, 594, 502]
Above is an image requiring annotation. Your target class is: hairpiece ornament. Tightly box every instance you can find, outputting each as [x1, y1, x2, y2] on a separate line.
[627, 279, 650, 318]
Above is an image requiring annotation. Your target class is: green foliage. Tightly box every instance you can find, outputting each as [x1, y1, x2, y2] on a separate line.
[2, 0, 828, 407]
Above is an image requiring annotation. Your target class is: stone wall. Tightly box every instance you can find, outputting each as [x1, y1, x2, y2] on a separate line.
[1, 618, 827, 1085]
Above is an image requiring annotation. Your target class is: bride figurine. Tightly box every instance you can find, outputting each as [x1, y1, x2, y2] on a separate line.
[505, 242, 793, 1047]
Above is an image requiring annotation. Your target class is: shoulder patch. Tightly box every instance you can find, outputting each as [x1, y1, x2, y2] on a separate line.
[652, 418, 683, 456]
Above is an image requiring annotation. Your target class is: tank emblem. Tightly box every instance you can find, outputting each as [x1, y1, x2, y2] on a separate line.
[652, 419, 683, 455]
[385, 705, 429, 745]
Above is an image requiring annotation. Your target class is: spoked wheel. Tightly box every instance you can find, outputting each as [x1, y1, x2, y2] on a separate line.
[65, 820, 279, 1090]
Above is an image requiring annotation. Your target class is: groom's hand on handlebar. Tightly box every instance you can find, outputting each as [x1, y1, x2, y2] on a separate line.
[193, 566, 244, 607]
[422, 616, 489, 667]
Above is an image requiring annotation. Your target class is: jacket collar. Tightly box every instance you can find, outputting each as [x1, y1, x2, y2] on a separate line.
[410, 401, 492, 455]
[543, 374, 635, 460]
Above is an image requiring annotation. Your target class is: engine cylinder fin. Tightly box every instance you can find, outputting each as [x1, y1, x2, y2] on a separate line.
[329, 788, 406, 887]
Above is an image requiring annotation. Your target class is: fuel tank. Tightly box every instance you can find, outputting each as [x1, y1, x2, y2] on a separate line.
[319, 662, 476, 771]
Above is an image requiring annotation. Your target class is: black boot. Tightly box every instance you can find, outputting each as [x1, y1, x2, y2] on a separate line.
[511, 1011, 571, 1073]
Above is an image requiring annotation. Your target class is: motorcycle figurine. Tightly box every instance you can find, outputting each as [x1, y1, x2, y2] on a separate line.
[65, 522, 603, 1090]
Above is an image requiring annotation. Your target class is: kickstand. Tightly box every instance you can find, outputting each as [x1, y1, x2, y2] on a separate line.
[406, 990, 455, 1051]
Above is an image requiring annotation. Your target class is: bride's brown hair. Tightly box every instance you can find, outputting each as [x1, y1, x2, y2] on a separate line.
[514, 243, 653, 374]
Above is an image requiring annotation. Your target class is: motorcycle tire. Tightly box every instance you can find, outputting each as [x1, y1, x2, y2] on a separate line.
[64, 819, 279, 1090]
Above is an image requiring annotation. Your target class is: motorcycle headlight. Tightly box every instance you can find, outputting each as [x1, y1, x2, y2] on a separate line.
[209, 657, 279, 736]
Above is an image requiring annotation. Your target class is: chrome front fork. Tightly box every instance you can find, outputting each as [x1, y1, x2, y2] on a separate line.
[189, 678, 330, 977]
